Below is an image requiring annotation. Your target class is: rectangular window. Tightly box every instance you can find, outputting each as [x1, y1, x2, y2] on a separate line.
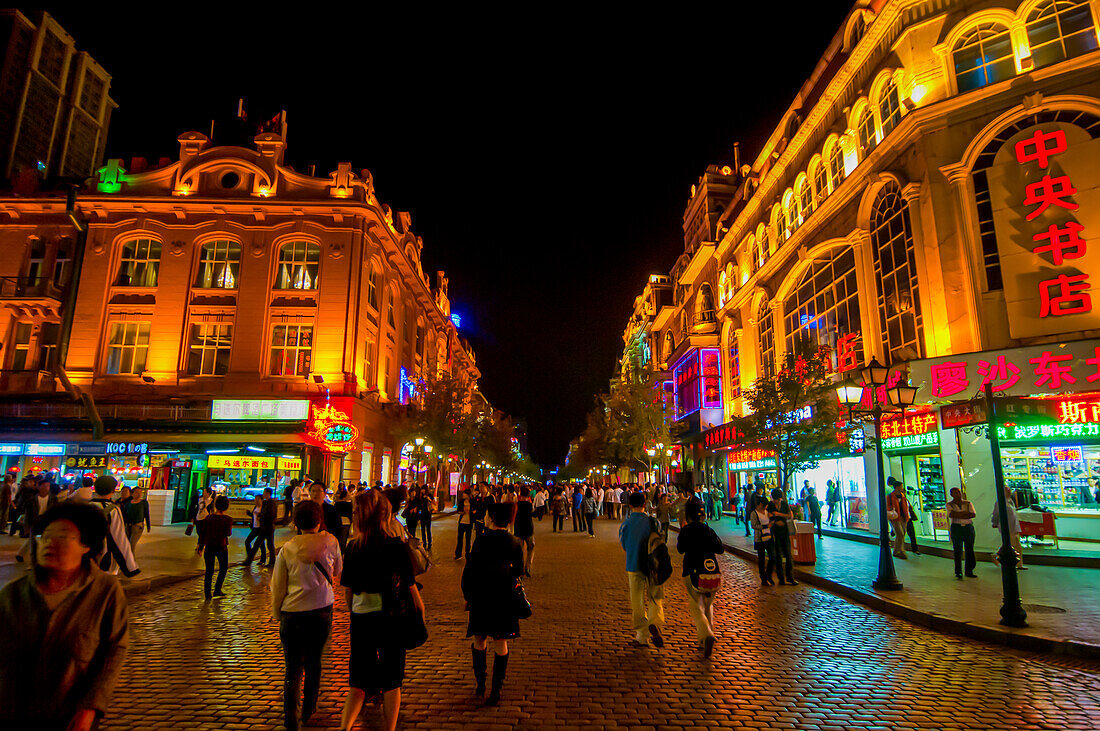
[368, 269, 379, 310]
[188, 323, 233, 375]
[673, 351, 702, 418]
[275, 242, 320, 290]
[117, 239, 161, 287]
[38, 322, 58, 370]
[362, 336, 375, 387]
[105, 322, 151, 375]
[196, 241, 241, 289]
[382, 355, 391, 396]
[269, 324, 312, 376]
[11, 322, 32, 370]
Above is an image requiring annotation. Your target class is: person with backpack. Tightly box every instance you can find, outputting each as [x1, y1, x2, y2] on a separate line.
[618, 491, 668, 649]
[676, 498, 724, 657]
[89, 476, 140, 578]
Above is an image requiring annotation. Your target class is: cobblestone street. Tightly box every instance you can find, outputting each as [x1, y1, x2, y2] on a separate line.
[103, 517, 1100, 730]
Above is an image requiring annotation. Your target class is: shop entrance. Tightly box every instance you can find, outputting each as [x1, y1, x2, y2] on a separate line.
[886, 451, 947, 539]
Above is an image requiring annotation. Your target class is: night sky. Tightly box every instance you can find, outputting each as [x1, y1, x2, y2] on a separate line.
[41, 3, 854, 467]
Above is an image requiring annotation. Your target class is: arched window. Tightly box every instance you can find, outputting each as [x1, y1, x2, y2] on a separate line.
[755, 226, 769, 271]
[953, 23, 1016, 92]
[726, 263, 737, 297]
[695, 284, 716, 324]
[367, 263, 381, 310]
[857, 106, 878, 155]
[879, 79, 902, 137]
[826, 140, 845, 191]
[771, 204, 786, 247]
[662, 330, 674, 362]
[1026, 0, 1098, 70]
[275, 241, 320, 290]
[796, 177, 813, 223]
[783, 190, 798, 236]
[810, 157, 828, 202]
[196, 240, 240, 289]
[783, 246, 863, 368]
[718, 270, 728, 307]
[758, 301, 775, 378]
[871, 184, 924, 361]
[116, 238, 161, 287]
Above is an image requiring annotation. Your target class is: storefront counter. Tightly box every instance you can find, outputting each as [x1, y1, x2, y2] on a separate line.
[1052, 509, 1100, 542]
[147, 489, 175, 526]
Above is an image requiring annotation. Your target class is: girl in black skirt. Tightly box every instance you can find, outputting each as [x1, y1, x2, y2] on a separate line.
[462, 503, 525, 706]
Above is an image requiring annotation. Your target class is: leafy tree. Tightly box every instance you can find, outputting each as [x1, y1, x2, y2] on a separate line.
[733, 337, 846, 495]
[390, 372, 486, 480]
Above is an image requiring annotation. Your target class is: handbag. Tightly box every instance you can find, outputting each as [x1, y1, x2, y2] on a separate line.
[406, 534, 432, 576]
[387, 578, 428, 649]
[512, 579, 532, 619]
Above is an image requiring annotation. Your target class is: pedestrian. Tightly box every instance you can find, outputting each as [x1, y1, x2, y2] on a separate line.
[905, 498, 921, 555]
[946, 487, 977, 579]
[472, 483, 493, 538]
[245, 493, 270, 565]
[766, 488, 798, 585]
[0, 502, 129, 731]
[991, 485, 1026, 570]
[582, 487, 598, 537]
[339, 489, 423, 731]
[310, 484, 343, 545]
[550, 488, 566, 532]
[25, 478, 59, 534]
[193, 487, 215, 547]
[514, 489, 535, 575]
[806, 490, 822, 538]
[197, 495, 233, 600]
[654, 492, 674, 541]
[0, 473, 13, 532]
[619, 491, 665, 648]
[676, 497, 723, 656]
[122, 486, 151, 554]
[8, 476, 36, 537]
[261, 487, 278, 565]
[417, 486, 437, 550]
[711, 485, 725, 522]
[90, 476, 140, 578]
[335, 484, 353, 550]
[572, 486, 584, 532]
[595, 485, 605, 521]
[455, 487, 475, 560]
[271, 499, 343, 731]
[885, 477, 910, 560]
[729, 487, 741, 525]
[743, 482, 762, 537]
[825, 479, 838, 526]
[282, 479, 298, 525]
[463, 503, 525, 706]
[750, 496, 777, 586]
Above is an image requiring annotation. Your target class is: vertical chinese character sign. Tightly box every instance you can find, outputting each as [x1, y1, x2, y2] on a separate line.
[987, 123, 1100, 337]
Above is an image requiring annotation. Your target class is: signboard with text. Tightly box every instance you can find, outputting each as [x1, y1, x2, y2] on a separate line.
[208, 455, 277, 470]
[727, 447, 776, 471]
[211, 399, 309, 421]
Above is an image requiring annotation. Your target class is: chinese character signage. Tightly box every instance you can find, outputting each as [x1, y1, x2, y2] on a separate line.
[940, 399, 988, 429]
[65, 456, 107, 469]
[727, 448, 776, 471]
[106, 442, 148, 455]
[880, 409, 940, 451]
[1050, 445, 1083, 463]
[0, 443, 22, 455]
[211, 399, 309, 421]
[303, 397, 360, 453]
[987, 124, 1100, 338]
[207, 455, 277, 470]
[910, 339, 1100, 401]
[702, 421, 745, 450]
[24, 443, 65, 456]
[277, 457, 302, 471]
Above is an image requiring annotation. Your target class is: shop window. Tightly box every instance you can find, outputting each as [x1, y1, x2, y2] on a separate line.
[274, 241, 319, 290]
[10, 322, 31, 370]
[38, 322, 58, 369]
[870, 186, 924, 361]
[1026, 0, 1099, 71]
[196, 240, 241, 289]
[952, 23, 1016, 92]
[857, 107, 877, 155]
[783, 246, 863, 367]
[270, 324, 312, 376]
[188, 323, 233, 375]
[758, 302, 775, 378]
[879, 79, 902, 137]
[105, 322, 151, 375]
[116, 239, 161, 287]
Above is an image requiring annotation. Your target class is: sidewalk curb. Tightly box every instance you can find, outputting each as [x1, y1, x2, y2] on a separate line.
[675, 525, 1100, 660]
[120, 560, 254, 599]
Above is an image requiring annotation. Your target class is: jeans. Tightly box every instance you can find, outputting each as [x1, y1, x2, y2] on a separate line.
[627, 571, 664, 641]
[420, 517, 432, 549]
[245, 527, 268, 563]
[572, 509, 581, 532]
[280, 606, 332, 729]
[520, 534, 534, 572]
[203, 547, 228, 597]
[906, 518, 919, 553]
[772, 526, 793, 580]
[682, 577, 715, 642]
[826, 503, 836, 525]
[552, 514, 564, 532]
[755, 539, 777, 581]
[586, 512, 597, 535]
[950, 523, 976, 576]
[455, 521, 473, 558]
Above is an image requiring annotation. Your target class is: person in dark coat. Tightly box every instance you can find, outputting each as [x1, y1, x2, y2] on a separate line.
[462, 503, 524, 706]
[807, 491, 823, 538]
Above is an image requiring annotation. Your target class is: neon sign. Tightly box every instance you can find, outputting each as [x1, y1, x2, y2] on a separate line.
[727, 448, 776, 471]
[1050, 445, 1083, 463]
[306, 401, 360, 453]
[399, 367, 416, 405]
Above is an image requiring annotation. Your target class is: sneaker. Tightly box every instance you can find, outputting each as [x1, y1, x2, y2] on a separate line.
[786, 578, 799, 586]
[702, 636, 715, 658]
[955, 573, 963, 579]
[648, 624, 664, 648]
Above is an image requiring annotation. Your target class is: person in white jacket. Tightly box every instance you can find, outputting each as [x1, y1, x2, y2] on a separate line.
[89, 476, 140, 578]
[271, 500, 342, 731]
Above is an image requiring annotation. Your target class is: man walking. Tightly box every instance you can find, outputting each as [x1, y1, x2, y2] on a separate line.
[90, 475, 141, 577]
[619, 491, 664, 649]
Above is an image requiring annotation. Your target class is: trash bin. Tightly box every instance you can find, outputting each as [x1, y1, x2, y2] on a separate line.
[791, 521, 817, 564]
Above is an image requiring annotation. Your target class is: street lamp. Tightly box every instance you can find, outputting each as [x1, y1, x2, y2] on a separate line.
[835, 357, 916, 592]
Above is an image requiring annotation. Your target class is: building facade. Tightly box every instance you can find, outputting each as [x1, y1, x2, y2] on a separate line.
[0, 131, 477, 521]
[631, 0, 1100, 555]
[0, 10, 114, 182]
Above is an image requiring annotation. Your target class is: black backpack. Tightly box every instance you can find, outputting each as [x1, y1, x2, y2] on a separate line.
[645, 517, 673, 585]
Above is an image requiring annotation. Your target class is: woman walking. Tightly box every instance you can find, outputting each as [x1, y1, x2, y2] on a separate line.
[582, 488, 598, 537]
[676, 498, 724, 656]
[339, 490, 423, 731]
[271, 500, 343, 731]
[122, 486, 151, 554]
[750, 497, 776, 586]
[463, 503, 525, 706]
[196, 495, 233, 600]
[417, 486, 437, 550]
[550, 489, 566, 533]
[455, 488, 474, 560]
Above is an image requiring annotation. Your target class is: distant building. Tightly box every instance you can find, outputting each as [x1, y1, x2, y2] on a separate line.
[0, 10, 115, 182]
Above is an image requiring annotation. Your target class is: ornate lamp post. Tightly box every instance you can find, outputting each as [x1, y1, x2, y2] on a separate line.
[835, 357, 917, 591]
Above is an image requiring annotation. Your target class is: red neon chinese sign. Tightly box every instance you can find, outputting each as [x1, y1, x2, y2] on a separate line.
[880, 410, 937, 440]
[304, 399, 360, 453]
[1015, 128, 1092, 318]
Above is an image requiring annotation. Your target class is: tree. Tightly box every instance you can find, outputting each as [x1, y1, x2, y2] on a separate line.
[603, 372, 677, 473]
[733, 337, 846, 495]
[390, 372, 486, 481]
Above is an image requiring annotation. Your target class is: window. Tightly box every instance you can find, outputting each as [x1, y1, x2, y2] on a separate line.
[758, 302, 775, 378]
[663, 331, 674, 362]
[53, 239, 71, 288]
[275, 241, 320, 290]
[26, 239, 45, 283]
[38, 322, 58, 369]
[695, 285, 716, 324]
[386, 292, 396, 331]
[871, 185, 925, 361]
[362, 336, 375, 387]
[367, 266, 380, 310]
[270, 324, 312, 376]
[718, 270, 728, 307]
[673, 351, 703, 417]
[105, 322, 151, 375]
[188, 323, 232, 375]
[1026, 0, 1098, 70]
[416, 323, 425, 359]
[756, 227, 770, 270]
[772, 205, 786, 246]
[11, 322, 31, 370]
[953, 23, 1016, 92]
[727, 340, 741, 400]
[117, 239, 161, 287]
[857, 107, 878, 154]
[812, 159, 829, 201]
[797, 179, 813, 222]
[879, 79, 902, 137]
[196, 240, 241, 289]
[827, 142, 845, 191]
[784, 247, 863, 368]
[783, 192, 798, 236]
[382, 355, 392, 395]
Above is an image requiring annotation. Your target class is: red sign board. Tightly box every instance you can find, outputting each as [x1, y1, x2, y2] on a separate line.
[703, 421, 745, 450]
[940, 400, 989, 430]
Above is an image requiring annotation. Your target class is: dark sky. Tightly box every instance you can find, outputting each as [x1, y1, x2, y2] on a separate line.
[41, 3, 854, 466]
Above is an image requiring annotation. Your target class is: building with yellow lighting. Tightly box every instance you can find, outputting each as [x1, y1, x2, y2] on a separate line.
[632, 0, 1100, 557]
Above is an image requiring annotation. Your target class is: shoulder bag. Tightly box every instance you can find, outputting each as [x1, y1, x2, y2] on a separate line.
[405, 529, 432, 576]
[512, 578, 533, 619]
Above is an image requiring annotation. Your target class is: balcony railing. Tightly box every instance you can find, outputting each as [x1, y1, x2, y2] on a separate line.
[0, 277, 64, 300]
[0, 401, 215, 422]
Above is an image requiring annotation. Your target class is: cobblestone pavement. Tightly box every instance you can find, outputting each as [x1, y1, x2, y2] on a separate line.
[101, 516, 1100, 730]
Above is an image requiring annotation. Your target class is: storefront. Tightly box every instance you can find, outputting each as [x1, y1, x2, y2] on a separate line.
[792, 430, 869, 530]
[879, 409, 947, 539]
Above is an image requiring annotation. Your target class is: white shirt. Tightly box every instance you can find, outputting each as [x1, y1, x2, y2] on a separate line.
[533, 492, 547, 508]
[946, 500, 974, 526]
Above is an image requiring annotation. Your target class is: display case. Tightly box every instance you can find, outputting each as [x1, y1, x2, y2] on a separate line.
[916, 456, 945, 511]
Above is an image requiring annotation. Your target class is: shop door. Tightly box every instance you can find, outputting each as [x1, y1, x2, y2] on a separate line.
[169, 465, 194, 523]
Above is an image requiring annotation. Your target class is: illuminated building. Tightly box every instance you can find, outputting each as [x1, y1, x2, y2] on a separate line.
[623, 0, 1100, 555]
[0, 10, 115, 182]
[0, 131, 478, 520]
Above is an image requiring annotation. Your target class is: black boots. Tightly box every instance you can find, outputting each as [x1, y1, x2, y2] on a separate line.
[485, 652, 509, 706]
[472, 646, 487, 697]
